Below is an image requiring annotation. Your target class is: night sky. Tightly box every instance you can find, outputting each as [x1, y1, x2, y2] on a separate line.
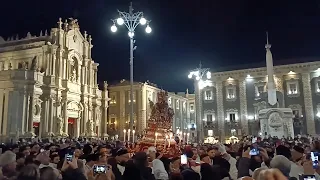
[1, 0, 320, 92]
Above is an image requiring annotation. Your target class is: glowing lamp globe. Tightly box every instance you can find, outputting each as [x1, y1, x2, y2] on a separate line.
[140, 17, 147, 25]
[117, 18, 124, 25]
[196, 76, 200, 81]
[111, 25, 117, 32]
[128, 32, 134, 38]
[145, 25, 152, 33]
[188, 74, 192, 79]
[206, 71, 211, 79]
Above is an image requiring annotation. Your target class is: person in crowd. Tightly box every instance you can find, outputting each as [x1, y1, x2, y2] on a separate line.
[39, 166, 62, 180]
[17, 164, 40, 180]
[16, 152, 26, 171]
[134, 152, 155, 180]
[0, 151, 18, 179]
[49, 154, 60, 168]
[200, 154, 211, 165]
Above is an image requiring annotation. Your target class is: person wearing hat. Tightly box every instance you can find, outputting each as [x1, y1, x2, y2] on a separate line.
[115, 148, 130, 175]
[0, 151, 18, 179]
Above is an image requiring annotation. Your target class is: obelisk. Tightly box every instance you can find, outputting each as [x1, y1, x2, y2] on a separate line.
[258, 33, 294, 138]
[265, 32, 277, 106]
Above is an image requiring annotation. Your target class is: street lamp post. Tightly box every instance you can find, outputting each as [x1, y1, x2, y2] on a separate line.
[111, 3, 152, 134]
[188, 63, 212, 142]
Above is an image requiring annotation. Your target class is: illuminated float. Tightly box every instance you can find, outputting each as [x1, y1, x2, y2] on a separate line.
[138, 91, 180, 156]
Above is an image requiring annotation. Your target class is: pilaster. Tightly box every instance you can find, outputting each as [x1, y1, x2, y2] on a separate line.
[139, 86, 147, 134]
[239, 79, 249, 135]
[216, 81, 225, 141]
[301, 73, 316, 135]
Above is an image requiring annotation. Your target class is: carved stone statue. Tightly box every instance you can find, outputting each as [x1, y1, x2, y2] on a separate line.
[87, 120, 94, 134]
[103, 81, 108, 90]
[268, 112, 283, 129]
[68, 18, 79, 29]
[70, 68, 76, 82]
[56, 115, 64, 135]
[31, 56, 38, 70]
[8, 62, 12, 70]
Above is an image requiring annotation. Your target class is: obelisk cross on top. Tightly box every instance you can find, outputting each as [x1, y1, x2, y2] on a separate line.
[265, 32, 277, 106]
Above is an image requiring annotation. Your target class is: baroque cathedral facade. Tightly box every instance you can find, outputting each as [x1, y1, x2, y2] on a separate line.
[0, 18, 109, 141]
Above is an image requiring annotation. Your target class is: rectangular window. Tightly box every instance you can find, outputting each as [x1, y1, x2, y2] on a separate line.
[229, 113, 236, 121]
[227, 88, 235, 99]
[317, 81, 320, 92]
[208, 130, 213, 137]
[110, 95, 116, 105]
[207, 114, 213, 126]
[292, 110, 299, 118]
[289, 83, 298, 94]
[204, 90, 213, 100]
[128, 91, 136, 103]
[190, 103, 194, 112]
[176, 100, 179, 109]
[257, 86, 264, 94]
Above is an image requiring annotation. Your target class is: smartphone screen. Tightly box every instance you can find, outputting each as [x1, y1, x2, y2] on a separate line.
[181, 154, 187, 165]
[311, 152, 319, 169]
[303, 175, 316, 180]
[93, 165, 107, 174]
[249, 148, 260, 156]
[65, 153, 73, 161]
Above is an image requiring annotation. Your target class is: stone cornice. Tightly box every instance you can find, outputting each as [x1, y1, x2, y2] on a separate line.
[211, 61, 320, 80]
[0, 39, 48, 53]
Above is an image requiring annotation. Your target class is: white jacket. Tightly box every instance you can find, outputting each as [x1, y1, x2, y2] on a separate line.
[227, 155, 238, 180]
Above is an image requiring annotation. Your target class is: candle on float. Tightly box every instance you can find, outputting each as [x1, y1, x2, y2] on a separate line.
[132, 130, 135, 143]
[164, 135, 168, 149]
[168, 133, 172, 147]
[123, 129, 127, 142]
[155, 132, 158, 146]
[128, 129, 131, 142]
[187, 133, 190, 144]
[179, 131, 183, 144]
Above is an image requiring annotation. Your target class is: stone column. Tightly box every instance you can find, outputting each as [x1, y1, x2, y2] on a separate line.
[0, 90, 4, 135]
[41, 98, 48, 137]
[94, 69, 98, 87]
[63, 101, 68, 133]
[88, 62, 92, 87]
[239, 79, 249, 135]
[49, 98, 54, 134]
[83, 103, 88, 135]
[28, 95, 34, 132]
[302, 73, 316, 135]
[216, 81, 225, 142]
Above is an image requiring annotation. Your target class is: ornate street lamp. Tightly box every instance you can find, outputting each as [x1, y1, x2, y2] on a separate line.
[188, 63, 212, 141]
[111, 3, 152, 133]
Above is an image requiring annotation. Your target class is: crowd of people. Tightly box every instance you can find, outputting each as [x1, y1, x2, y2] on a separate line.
[0, 135, 319, 180]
